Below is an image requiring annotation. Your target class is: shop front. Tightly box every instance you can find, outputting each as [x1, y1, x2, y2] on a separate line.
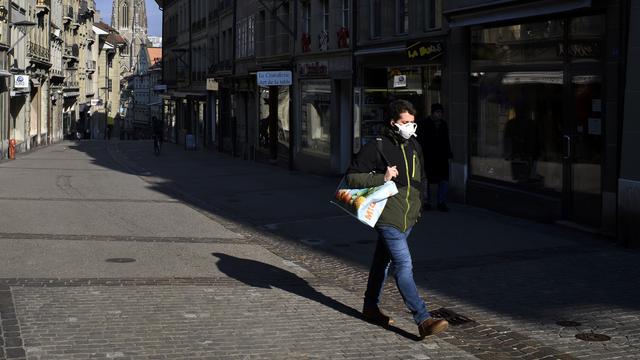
[354, 41, 444, 153]
[453, 2, 624, 232]
[294, 57, 353, 174]
[254, 70, 292, 167]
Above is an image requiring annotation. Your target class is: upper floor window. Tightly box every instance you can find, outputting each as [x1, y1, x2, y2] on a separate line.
[302, 2, 311, 33]
[121, 3, 129, 29]
[322, 0, 329, 32]
[342, 0, 349, 28]
[370, 0, 381, 38]
[396, 0, 408, 34]
[424, 0, 442, 30]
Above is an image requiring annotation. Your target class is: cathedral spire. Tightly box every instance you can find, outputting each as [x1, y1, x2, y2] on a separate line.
[110, 0, 149, 75]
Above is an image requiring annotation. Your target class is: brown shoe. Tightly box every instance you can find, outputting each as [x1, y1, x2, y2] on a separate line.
[418, 318, 449, 338]
[363, 307, 395, 326]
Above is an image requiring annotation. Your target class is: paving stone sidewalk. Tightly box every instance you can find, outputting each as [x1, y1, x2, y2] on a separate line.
[1, 140, 638, 360]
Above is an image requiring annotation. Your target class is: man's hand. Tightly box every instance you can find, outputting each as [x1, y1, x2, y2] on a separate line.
[384, 166, 398, 182]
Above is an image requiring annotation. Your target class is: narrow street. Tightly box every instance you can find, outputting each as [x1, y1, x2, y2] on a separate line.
[0, 140, 638, 360]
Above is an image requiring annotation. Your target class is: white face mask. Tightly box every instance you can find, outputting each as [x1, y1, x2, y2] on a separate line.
[394, 122, 417, 139]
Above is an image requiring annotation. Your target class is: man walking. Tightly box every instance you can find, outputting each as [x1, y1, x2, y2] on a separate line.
[346, 99, 448, 339]
[417, 103, 453, 212]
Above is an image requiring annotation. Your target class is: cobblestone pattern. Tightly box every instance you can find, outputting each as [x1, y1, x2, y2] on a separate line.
[10, 285, 474, 360]
[420, 249, 640, 360]
[0, 233, 251, 245]
[98, 141, 639, 359]
[0, 284, 24, 360]
[107, 141, 581, 359]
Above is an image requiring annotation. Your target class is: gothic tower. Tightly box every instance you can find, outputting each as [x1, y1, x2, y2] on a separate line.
[110, 0, 149, 75]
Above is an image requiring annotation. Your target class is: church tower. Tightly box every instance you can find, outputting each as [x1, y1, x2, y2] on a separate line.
[110, 0, 149, 75]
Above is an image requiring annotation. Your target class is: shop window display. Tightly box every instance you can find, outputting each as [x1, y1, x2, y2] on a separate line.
[258, 86, 290, 150]
[470, 71, 564, 191]
[470, 15, 604, 195]
[359, 65, 441, 145]
[300, 80, 331, 156]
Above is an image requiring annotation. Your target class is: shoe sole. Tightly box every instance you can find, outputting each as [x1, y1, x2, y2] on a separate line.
[420, 321, 449, 338]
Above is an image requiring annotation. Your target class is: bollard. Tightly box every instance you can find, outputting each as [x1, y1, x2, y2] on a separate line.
[8, 138, 16, 160]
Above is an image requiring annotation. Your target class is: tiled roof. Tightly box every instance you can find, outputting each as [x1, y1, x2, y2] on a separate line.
[147, 48, 162, 66]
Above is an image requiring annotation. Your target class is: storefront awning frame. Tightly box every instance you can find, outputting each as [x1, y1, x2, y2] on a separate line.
[444, 0, 592, 27]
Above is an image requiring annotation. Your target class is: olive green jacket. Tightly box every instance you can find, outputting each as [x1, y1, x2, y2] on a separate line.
[346, 128, 425, 231]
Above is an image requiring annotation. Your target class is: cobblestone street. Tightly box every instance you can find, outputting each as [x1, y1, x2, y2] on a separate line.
[0, 141, 638, 360]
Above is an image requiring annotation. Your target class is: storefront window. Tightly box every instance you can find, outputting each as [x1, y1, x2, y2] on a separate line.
[472, 20, 564, 66]
[258, 86, 290, 150]
[470, 16, 604, 193]
[567, 15, 604, 63]
[300, 80, 331, 156]
[470, 72, 564, 191]
[360, 65, 441, 145]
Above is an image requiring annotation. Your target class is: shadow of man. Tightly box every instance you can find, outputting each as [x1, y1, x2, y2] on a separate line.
[211, 253, 420, 341]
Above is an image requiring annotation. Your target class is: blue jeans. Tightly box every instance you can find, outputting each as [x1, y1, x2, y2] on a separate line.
[364, 225, 430, 325]
[426, 180, 449, 205]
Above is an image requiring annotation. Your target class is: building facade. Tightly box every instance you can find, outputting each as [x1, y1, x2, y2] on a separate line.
[155, 0, 637, 245]
[0, 0, 129, 159]
[0, 0, 11, 158]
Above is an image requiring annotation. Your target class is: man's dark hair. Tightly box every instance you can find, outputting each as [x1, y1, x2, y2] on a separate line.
[387, 99, 416, 122]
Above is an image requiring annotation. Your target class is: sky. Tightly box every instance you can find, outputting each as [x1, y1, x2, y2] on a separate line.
[96, 0, 162, 36]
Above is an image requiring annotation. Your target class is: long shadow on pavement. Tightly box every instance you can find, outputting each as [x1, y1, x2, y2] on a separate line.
[64, 141, 640, 332]
[211, 253, 421, 341]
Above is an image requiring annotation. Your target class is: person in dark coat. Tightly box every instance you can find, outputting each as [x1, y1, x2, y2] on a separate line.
[417, 103, 453, 212]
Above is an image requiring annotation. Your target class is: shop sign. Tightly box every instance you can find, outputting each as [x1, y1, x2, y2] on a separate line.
[257, 71, 292, 86]
[14, 75, 29, 88]
[206, 78, 219, 91]
[557, 41, 601, 58]
[393, 75, 407, 88]
[298, 61, 329, 77]
[406, 41, 444, 61]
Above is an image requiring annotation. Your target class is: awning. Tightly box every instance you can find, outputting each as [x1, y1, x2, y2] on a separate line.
[10, 89, 29, 97]
[354, 45, 406, 57]
[64, 91, 80, 98]
[0, 70, 12, 78]
[444, 0, 592, 28]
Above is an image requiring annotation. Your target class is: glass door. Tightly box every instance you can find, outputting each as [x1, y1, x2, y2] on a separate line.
[563, 72, 603, 226]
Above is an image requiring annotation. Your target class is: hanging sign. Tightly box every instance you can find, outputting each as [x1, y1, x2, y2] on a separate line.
[206, 78, 219, 91]
[257, 71, 292, 86]
[14, 75, 30, 88]
[406, 41, 444, 61]
[393, 75, 407, 88]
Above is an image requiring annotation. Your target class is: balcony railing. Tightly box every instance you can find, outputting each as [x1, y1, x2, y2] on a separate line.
[63, 80, 79, 89]
[28, 41, 50, 61]
[64, 44, 79, 58]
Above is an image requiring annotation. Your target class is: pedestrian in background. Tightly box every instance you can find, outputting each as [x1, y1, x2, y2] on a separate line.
[417, 103, 453, 212]
[346, 99, 449, 339]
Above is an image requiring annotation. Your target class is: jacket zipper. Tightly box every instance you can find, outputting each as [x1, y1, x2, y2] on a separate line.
[401, 144, 410, 231]
[412, 153, 416, 178]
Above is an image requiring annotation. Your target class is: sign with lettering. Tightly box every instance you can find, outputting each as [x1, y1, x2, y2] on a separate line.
[406, 41, 444, 61]
[257, 71, 292, 86]
[206, 78, 219, 91]
[14, 75, 29, 88]
[298, 61, 329, 77]
[393, 75, 407, 88]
